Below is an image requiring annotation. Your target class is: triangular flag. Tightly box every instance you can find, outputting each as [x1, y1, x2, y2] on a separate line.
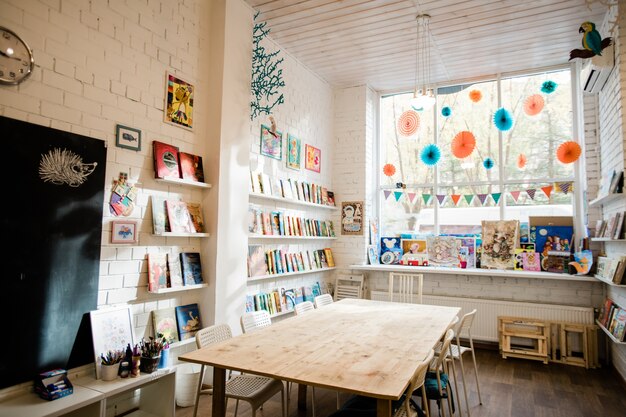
[464, 194, 474, 205]
[557, 182, 572, 194]
[491, 192, 502, 205]
[541, 185, 553, 198]
[394, 191, 403, 202]
[451, 194, 461, 205]
[422, 194, 432, 205]
[527, 188, 536, 200]
[384, 190, 392, 200]
[510, 190, 521, 202]
[477, 194, 488, 205]
[436, 194, 446, 205]
[407, 192, 416, 203]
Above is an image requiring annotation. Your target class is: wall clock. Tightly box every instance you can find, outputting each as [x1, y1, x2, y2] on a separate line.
[0, 27, 34, 85]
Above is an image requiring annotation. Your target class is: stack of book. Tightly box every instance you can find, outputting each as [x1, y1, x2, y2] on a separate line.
[595, 255, 626, 285]
[598, 298, 626, 341]
[245, 282, 322, 315]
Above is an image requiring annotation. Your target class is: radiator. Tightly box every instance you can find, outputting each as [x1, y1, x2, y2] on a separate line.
[369, 291, 594, 342]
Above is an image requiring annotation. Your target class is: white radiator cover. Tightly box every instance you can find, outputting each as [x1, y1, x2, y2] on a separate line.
[369, 291, 594, 342]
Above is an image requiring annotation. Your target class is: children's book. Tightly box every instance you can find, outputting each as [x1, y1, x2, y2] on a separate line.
[247, 245, 268, 277]
[251, 171, 262, 194]
[522, 252, 541, 271]
[151, 196, 170, 234]
[175, 303, 202, 340]
[245, 295, 255, 312]
[318, 249, 329, 268]
[324, 248, 335, 267]
[152, 307, 180, 344]
[380, 237, 402, 265]
[147, 253, 168, 292]
[261, 212, 273, 235]
[400, 238, 428, 266]
[272, 177, 284, 198]
[186, 202, 205, 233]
[248, 205, 262, 234]
[178, 152, 205, 182]
[284, 289, 296, 311]
[327, 191, 335, 206]
[167, 253, 184, 288]
[426, 236, 460, 267]
[294, 287, 304, 304]
[282, 179, 293, 199]
[153, 140, 180, 179]
[302, 285, 314, 302]
[180, 252, 203, 285]
[260, 173, 272, 195]
[312, 282, 322, 298]
[166, 200, 194, 233]
[612, 308, 626, 341]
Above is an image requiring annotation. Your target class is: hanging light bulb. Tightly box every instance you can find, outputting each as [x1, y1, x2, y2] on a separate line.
[410, 14, 436, 111]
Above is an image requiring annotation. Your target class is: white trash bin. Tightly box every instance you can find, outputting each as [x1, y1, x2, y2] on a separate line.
[176, 363, 202, 407]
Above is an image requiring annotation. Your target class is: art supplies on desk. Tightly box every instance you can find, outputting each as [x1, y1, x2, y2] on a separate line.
[34, 369, 73, 401]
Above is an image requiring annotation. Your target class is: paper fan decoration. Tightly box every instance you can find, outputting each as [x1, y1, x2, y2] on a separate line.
[493, 108, 513, 131]
[469, 89, 482, 103]
[383, 163, 396, 177]
[420, 144, 441, 166]
[541, 80, 557, 94]
[451, 131, 476, 159]
[483, 158, 494, 170]
[556, 141, 582, 164]
[441, 106, 452, 117]
[517, 153, 527, 169]
[523, 94, 544, 116]
[397, 110, 420, 136]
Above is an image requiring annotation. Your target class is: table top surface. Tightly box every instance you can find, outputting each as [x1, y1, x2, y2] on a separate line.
[179, 299, 460, 400]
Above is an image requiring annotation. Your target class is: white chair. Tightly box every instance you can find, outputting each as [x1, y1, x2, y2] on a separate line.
[294, 300, 315, 315]
[389, 272, 423, 304]
[397, 348, 435, 417]
[193, 324, 285, 417]
[334, 274, 364, 301]
[419, 329, 456, 417]
[314, 293, 334, 308]
[240, 310, 272, 334]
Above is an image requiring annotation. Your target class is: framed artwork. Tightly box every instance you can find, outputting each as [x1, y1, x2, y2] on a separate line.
[481, 220, 520, 269]
[260, 124, 282, 160]
[341, 201, 364, 235]
[115, 124, 141, 151]
[305, 144, 321, 173]
[286, 133, 301, 170]
[164, 72, 194, 130]
[111, 220, 138, 244]
[90, 305, 135, 379]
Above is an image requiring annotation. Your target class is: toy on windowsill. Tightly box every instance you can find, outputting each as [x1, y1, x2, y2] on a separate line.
[34, 369, 73, 401]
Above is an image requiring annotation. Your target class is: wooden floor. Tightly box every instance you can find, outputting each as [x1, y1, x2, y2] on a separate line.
[176, 348, 626, 417]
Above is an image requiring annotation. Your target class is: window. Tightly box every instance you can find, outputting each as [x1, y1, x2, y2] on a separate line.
[379, 68, 575, 236]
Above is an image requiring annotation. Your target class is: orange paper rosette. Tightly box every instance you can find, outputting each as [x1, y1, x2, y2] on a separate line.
[451, 131, 476, 159]
[383, 163, 396, 177]
[469, 90, 482, 103]
[556, 141, 581, 164]
[517, 153, 527, 169]
[397, 110, 420, 136]
[523, 94, 544, 116]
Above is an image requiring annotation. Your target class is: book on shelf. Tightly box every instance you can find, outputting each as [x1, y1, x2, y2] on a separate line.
[153, 140, 180, 179]
[284, 289, 296, 311]
[175, 303, 202, 340]
[594, 219, 606, 238]
[611, 308, 626, 341]
[609, 170, 624, 194]
[294, 287, 304, 304]
[324, 248, 335, 267]
[614, 211, 625, 239]
[260, 173, 272, 195]
[151, 196, 170, 234]
[302, 285, 314, 302]
[152, 307, 180, 344]
[272, 177, 283, 198]
[186, 202, 205, 233]
[147, 253, 168, 291]
[604, 213, 619, 238]
[261, 211, 273, 235]
[167, 253, 184, 288]
[166, 200, 194, 233]
[248, 205, 262, 234]
[245, 295, 255, 312]
[599, 298, 614, 327]
[282, 179, 293, 199]
[318, 249, 329, 268]
[180, 252, 203, 285]
[250, 171, 262, 194]
[312, 281, 322, 298]
[178, 152, 205, 183]
[247, 244, 268, 277]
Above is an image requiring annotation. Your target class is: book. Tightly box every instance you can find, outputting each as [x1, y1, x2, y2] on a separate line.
[186, 202, 205, 233]
[260, 173, 272, 195]
[324, 248, 335, 267]
[613, 212, 625, 239]
[166, 200, 194, 233]
[327, 191, 335, 206]
[594, 219, 606, 238]
[604, 213, 619, 238]
[282, 179, 293, 199]
[248, 245, 268, 277]
[272, 177, 283, 198]
[284, 289, 296, 311]
[152, 307, 180, 344]
[153, 140, 180, 179]
[612, 308, 626, 341]
[261, 212, 273, 235]
[303, 285, 314, 302]
[251, 171, 262, 194]
[245, 295, 255, 312]
[248, 205, 262, 234]
[167, 253, 184, 288]
[426, 235, 460, 267]
[294, 287, 304, 304]
[175, 303, 202, 340]
[178, 152, 205, 182]
[599, 298, 614, 327]
[318, 249, 329, 268]
[180, 252, 203, 285]
[522, 252, 541, 271]
[151, 196, 170, 234]
[147, 253, 168, 292]
[312, 281, 322, 297]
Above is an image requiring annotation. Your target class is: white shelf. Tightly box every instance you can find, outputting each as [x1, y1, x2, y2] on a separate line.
[270, 309, 295, 319]
[0, 385, 103, 417]
[590, 238, 626, 242]
[248, 267, 336, 282]
[169, 338, 195, 349]
[152, 232, 210, 238]
[593, 274, 626, 287]
[249, 192, 338, 210]
[155, 176, 212, 189]
[596, 319, 626, 345]
[348, 264, 599, 282]
[148, 283, 208, 294]
[589, 192, 624, 207]
[248, 235, 336, 240]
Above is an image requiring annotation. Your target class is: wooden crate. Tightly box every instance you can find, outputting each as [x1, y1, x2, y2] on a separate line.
[499, 316, 549, 364]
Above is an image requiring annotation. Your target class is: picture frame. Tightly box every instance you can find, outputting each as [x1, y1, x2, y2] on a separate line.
[115, 124, 141, 151]
[164, 72, 194, 130]
[305, 144, 321, 173]
[260, 124, 282, 160]
[286, 133, 301, 170]
[89, 305, 135, 379]
[341, 201, 364, 235]
[111, 220, 138, 244]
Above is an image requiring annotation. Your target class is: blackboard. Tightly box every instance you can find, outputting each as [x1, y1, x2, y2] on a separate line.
[0, 116, 106, 389]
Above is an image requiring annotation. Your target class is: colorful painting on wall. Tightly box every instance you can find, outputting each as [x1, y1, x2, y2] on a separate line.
[260, 124, 282, 160]
[305, 144, 321, 173]
[286, 134, 301, 170]
[164, 72, 194, 130]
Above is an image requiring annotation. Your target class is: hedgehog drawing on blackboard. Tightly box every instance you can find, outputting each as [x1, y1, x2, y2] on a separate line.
[38, 148, 98, 187]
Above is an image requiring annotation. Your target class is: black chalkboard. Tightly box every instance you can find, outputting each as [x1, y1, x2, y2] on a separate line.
[0, 116, 106, 389]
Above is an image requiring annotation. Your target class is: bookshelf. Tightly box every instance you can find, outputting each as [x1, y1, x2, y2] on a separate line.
[249, 235, 337, 241]
[250, 192, 338, 210]
[248, 267, 337, 282]
[152, 232, 210, 238]
[169, 338, 196, 349]
[589, 192, 623, 208]
[593, 275, 626, 287]
[590, 238, 626, 242]
[596, 319, 626, 345]
[155, 176, 212, 189]
[148, 283, 208, 294]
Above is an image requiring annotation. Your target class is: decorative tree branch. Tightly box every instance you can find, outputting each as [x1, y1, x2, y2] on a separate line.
[251, 12, 285, 120]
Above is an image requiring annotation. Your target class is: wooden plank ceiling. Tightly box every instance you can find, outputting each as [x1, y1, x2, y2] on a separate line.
[244, 0, 610, 92]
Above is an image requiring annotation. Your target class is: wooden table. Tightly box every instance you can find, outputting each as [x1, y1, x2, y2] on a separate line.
[178, 299, 460, 417]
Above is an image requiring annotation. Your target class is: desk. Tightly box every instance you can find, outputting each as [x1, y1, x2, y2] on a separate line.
[180, 299, 459, 416]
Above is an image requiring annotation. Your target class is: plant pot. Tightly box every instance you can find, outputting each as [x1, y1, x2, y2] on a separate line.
[140, 355, 161, 374]
[101, 362, 120, 381]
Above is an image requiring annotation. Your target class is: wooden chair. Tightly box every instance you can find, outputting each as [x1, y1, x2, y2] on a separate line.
[294, 301, 315, 315]
[314, 293, 334, 308]
[389, 272, 423, 304]
[193, 324, 285, 417]
[334, 274, 364, 301]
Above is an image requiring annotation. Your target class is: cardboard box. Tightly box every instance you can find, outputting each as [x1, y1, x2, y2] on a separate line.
[34, 369, 73, 401]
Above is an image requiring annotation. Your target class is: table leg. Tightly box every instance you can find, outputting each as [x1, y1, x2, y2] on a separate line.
[212, 367, 227, 417]
[376, 398, 391, 417]
[298, 384, 307, 410]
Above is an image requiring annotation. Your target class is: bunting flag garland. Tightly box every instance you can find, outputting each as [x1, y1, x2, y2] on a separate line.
[541, 185, 553, 198]
[450, 194, 461, 205]
[477, 194, 488, 205]
[407, 192, 417, 203]
[510, 190, 521, 202]
[557, 181, 572, 194]
[491, 192, 502, 205]
[436, 194, 447, 205]
[527, 188, 537, 200]
[384, 190, 392, 200]
[422, 194, 432, 205]
[393, 191, 403, 202]
[464, 194, 474, 205]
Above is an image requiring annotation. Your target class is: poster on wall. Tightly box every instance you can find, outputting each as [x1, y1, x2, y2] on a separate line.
[260, 124, 282, 160]
[286, 133, 301, 170]
[305, 144, 321, 173]
[341, 201, 364, 235]
[164, 72, 194, 130]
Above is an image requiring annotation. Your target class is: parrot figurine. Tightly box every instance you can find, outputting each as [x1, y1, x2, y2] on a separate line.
[569, 21, 612, 60]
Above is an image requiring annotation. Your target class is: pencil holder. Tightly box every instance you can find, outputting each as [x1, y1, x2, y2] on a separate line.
[140, 356, 161, 374]
[131, 355, 141, 377]
[101, 363, 120, 381]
